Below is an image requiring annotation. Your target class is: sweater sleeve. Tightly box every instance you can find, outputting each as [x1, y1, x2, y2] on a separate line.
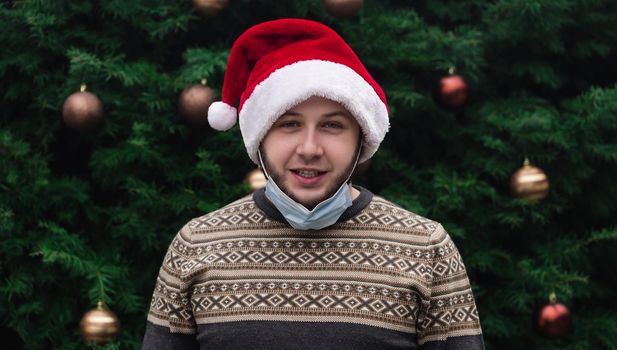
[141, 223, 199, 350]
[417, 224, 485, 350]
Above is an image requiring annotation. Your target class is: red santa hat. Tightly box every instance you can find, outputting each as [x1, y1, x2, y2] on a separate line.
[207, 18, 390, 164]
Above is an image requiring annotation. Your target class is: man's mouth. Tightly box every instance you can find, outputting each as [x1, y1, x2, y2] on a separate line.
[290, 169, 327, 181]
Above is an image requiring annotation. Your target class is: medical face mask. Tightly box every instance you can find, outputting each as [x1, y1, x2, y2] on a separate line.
[258, 140, 362, 230]
[264, 174, 352, 230]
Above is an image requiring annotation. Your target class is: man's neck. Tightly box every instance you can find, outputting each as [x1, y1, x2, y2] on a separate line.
[252, 185, 374, 226]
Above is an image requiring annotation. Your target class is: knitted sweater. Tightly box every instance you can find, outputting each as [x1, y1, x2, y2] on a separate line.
[142, 187, 484, 349]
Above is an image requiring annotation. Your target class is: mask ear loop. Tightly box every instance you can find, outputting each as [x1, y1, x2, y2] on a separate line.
[257, 148, 270, 180]
[345, 137, 364, 184]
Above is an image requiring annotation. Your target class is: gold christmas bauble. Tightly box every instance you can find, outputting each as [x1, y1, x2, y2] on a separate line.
[62, 84, 104, 131]
[245, 168, 267, 192]
[79, 302, 120, 345]
[323, 0, 363, 18]
[510, 159, 549, 202]
[192, 0, 229, 17]
[178, 81, 217, 125]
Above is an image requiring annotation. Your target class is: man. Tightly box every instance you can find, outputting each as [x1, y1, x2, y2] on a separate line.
[142, 18, 484, 349]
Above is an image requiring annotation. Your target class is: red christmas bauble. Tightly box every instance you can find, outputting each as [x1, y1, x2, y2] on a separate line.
[433, 73, 469, 110]
[536, 296, 572, 337]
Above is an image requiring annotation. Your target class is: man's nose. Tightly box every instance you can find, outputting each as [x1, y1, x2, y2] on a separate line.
[296, 129, 324, 160]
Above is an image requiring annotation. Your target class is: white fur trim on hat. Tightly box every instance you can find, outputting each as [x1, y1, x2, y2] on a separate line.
[208, 101, 238, 131]
[239, 59, 389, 164]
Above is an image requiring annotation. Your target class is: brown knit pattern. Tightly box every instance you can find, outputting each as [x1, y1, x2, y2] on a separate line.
[146, 195, 482, 345]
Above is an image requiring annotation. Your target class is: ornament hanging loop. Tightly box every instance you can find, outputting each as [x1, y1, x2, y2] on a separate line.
[549, 292, 557, 304]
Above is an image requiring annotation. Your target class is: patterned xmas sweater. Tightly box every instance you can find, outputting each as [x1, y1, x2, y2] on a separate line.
[142, 187, 484, 349]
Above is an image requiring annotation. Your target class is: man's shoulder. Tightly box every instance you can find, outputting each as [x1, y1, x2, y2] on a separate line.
[183, 193, 274, 234]
[346, 194, 442, 237]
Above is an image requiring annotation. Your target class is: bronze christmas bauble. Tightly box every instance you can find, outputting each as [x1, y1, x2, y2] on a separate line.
[433, 73, 470, 110]
[323, 0, 363, 18]
[351, 158, 371, 178]
[535, 293, 572, 337]
[192, 0, 229, 17]
[245, 168, 267, 192]
[510, 159, 549, 202]
[79, 302, 120, 345]
[178, 81, 217, 125]
[62, 84, 104, 131]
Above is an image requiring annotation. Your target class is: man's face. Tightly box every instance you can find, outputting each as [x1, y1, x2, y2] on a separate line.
[260, 96, 362, 210]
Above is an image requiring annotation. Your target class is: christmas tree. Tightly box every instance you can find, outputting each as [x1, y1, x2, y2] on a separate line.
[1, 1, 617, 349]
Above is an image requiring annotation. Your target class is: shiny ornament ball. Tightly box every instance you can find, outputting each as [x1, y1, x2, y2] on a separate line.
[323, 0, 363, 18]
[62, 85, 104, 131]
[245, 168, 267, 192]
[79, 302, 120, 345]
[351, 158, 371, 179]
[536, 294, 572, 337]
[433, 74, 470, 110]
[192, 0, 229, 17]
[178, 83, 217, 125]
[510, 159, 549, 202]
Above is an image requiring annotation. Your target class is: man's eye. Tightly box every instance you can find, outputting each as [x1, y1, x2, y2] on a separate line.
[279, 121, 299, 128]
[323, 122, 343, 129]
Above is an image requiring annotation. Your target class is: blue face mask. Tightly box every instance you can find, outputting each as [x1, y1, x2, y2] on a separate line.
[257, 140, 361, 231]
[264, 175, 352, 230]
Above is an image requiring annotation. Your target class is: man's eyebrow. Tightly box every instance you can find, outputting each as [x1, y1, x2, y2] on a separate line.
[280, 111, 301, 117]
[323, 111, 352, 118]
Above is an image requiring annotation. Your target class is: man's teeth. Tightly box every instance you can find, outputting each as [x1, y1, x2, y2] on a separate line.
[297, 170, 320, 177]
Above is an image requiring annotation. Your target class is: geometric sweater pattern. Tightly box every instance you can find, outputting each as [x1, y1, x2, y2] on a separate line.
[145, 189, 483, 347]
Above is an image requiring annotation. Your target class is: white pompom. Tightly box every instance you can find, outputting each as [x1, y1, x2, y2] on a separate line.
[207, 101, 238, 131]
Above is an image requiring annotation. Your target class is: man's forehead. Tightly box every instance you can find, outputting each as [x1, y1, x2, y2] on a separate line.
[279, 109, 354, 119]
[284, 96, 351, 114]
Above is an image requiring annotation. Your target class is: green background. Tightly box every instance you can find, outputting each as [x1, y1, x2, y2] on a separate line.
[1, 0, 617, 349]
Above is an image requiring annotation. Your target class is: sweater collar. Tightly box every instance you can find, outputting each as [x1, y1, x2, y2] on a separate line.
[253, 185, 373, 226]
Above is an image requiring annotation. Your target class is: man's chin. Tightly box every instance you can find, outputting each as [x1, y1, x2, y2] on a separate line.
[276, 175, 347, 210]
[287, 190, 327, 210]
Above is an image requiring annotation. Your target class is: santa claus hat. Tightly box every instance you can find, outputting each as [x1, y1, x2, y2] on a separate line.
[207, 18, 390, 164]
